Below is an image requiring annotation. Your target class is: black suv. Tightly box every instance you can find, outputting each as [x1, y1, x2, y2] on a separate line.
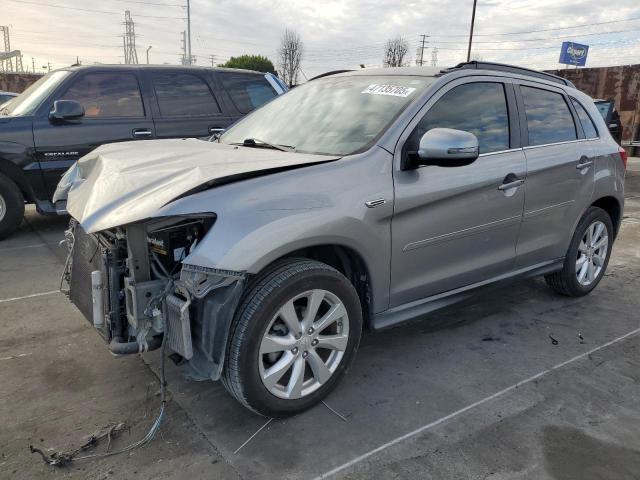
[0, 65, 286, 238]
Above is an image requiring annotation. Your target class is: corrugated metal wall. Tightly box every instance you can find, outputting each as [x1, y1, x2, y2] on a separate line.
[549, 65, 640, 148]
[0, 73, 42, 94]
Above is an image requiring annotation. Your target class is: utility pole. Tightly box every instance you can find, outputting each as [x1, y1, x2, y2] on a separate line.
[146, 45, 152, 64]
[180, 30, 187, 65]
[32, 57, 35, 73]
[186, 0, 192, 65]
[416, 34, 428, 66]
[466, 0, 478, 62]
[209, 54, 216, 67]
[123, 10, 139, 64]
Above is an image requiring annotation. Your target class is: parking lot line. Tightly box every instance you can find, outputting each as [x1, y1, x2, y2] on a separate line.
[0, 290, 59, 304]
[314, 327, 640, 480]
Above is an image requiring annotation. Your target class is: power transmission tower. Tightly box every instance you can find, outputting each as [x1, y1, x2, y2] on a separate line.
[431, 47, 439, 67]
[0, 26, 24, 73]
[416, 34, 428, 66]
[186, 0, 192, 66]
[122, 10, 139, 65]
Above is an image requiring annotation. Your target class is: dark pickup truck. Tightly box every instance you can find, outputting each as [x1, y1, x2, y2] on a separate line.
[0, 64, 286, 238]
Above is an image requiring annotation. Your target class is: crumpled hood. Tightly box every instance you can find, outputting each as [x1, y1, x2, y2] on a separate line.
[58, 138, 339, 233]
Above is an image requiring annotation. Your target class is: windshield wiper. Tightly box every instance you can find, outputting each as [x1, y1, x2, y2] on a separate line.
[235, 138, 295, 152]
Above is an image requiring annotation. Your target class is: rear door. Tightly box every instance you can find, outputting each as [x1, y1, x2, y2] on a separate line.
[514, 82, 595, 268]
[32, 70, 154, 197]
[390, 77, 526, 307]
[147, 70, 231, 138]
[215, 71, 279, 125]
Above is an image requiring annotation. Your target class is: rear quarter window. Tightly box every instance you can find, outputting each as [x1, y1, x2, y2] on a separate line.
[152, 73, 221, 116]
[219, 72, 277, 114]
[521, 86, 577, 146]
[571, 98, 599, 139]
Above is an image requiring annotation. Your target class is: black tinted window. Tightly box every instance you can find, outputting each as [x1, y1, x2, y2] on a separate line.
[409, 82, 510, 154]
[219, 72, 276, 114]
[153, 73, 220, 116]
[521, 86, 576, 145]
[61, 72, 144, 117]
[571, 98, 598, 138]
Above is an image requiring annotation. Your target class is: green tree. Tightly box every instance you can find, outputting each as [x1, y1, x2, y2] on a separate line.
[221, 55, 276, 74]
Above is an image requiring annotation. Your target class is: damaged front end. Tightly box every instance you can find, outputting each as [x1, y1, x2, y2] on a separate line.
[61, 215, 246, 380]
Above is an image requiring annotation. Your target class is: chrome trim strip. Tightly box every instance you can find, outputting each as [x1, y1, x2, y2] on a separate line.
[524, 200, 574, 219]
[522, 138, 592, 150]
[403, 215, 522, 252]
[478, 148, 522, 158]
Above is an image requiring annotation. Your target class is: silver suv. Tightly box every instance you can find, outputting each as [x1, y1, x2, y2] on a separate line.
[60, 62, 626, 417]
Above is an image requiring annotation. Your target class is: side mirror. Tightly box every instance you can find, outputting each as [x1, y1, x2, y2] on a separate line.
[407, 128, 479, 168]
[49, 100, 84, 123]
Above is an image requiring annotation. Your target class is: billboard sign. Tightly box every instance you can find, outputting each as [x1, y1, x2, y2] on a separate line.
[559, 41, 589, 66]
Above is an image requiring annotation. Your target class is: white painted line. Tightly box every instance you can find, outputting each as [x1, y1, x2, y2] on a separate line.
[0, 352, 32, 361]
[0, 290, 59, 304]
[314, 327, 640, 480]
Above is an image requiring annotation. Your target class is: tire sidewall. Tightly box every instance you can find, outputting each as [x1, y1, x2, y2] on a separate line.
[0, 173, 25, 240]
[564, 207, 613, 295]
[236, 267, 362, 416]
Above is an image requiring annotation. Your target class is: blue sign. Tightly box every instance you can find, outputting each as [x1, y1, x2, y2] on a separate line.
[559, 41, 589, 66]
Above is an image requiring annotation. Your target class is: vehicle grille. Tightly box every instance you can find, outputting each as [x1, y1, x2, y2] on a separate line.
[69, 224, 111, 340]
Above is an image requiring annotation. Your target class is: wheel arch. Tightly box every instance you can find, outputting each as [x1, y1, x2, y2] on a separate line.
[591, 195, 622, 237]
[258, 243, 375, 329]
[0, 157, 35, 202]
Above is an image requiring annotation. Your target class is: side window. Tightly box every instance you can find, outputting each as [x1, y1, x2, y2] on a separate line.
[219, 72, 277, 114]
[407, 82, 510, 155]
[152, 73, 220, 116]
[520, 86, 576, 146]
[571, 98, 599, 139]
[60, 72, 144, 118]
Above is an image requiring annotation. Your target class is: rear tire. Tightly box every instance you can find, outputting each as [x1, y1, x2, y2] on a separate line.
[222, 258, 362, 417]
[0, 173, 25, 240]
[545, 206, 613, 297]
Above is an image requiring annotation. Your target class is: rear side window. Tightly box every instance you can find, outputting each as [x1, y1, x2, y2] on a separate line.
[61, 72, 144, 118]
[521, 86, 576, 146]
[571, 98, 598, 138]
[219, 72, 277, 114]
[408, 82, 510, 154]
[152, 73, 220, 116]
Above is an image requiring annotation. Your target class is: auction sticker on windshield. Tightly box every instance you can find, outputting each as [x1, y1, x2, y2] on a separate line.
[362, 84, 416, 97]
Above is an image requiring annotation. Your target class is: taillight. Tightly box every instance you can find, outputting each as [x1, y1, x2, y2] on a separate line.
[618, 146, 628, 170]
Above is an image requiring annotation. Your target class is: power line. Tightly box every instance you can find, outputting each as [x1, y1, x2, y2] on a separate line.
[5, 0, 186, 19]
[109, 0, 185, 6]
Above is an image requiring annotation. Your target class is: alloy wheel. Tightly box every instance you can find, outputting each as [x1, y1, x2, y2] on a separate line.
[576, 220, 609, 286]
[258, 289, 350, 400]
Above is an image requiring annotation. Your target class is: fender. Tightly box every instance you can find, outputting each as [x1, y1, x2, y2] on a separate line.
[157, 148, 395, 313]
[0, 141, 38, 202]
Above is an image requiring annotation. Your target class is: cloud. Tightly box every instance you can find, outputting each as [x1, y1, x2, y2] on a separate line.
[4, 0, 640, 77]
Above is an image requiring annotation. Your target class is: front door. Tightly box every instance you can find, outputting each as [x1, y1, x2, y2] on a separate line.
[390, 78, 526, 307]
[513, 83, 596, 269]
[33, 70, 155, 197]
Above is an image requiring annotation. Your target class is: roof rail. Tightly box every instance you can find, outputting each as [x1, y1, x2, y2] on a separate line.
[440, 61, 575, 87]
[308, 70, 354, 81]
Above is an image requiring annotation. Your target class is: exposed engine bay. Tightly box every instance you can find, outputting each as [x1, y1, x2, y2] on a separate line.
[61, 215, 245, 380]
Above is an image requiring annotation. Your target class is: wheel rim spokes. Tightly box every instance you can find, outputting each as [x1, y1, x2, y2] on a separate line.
[575, 220, 609, 286]
[258, 289, 350, 400]
[0, 195, 6, 222]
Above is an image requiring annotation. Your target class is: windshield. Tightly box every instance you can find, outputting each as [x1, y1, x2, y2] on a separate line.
[1, 70, 71, 117]
[220, 75, 432, 155]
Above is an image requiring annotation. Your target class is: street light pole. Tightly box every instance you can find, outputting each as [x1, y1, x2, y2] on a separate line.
[146, 45, 152, 64]
[466, 0, 478, 62]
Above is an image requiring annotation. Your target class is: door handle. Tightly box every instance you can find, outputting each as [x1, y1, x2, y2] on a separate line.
[498, 174, 525, 191]
[132, 128, 153, 138]
[576, 156, 593, 169]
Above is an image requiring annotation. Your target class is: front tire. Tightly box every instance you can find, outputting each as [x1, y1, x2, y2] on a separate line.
[222, 259, 362, 417]
[545, 206, 613, 297]
[0, 173, 25, 240]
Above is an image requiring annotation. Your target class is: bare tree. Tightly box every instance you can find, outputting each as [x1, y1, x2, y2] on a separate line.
[278, 29, 304, 87]
[383, 36, 410, 67]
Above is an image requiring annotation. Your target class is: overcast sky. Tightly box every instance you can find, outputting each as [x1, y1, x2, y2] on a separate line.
[4, 0, 640, 78]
